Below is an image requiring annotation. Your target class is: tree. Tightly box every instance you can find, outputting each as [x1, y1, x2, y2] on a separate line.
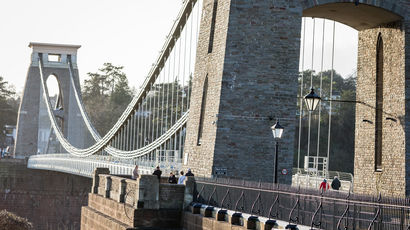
[0, 76, 19, 148]
[82, 63, 133, 135]
[295, 70, 356, 173]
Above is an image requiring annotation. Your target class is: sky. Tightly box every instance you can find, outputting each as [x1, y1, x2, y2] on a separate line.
[0, 0, 358, 95]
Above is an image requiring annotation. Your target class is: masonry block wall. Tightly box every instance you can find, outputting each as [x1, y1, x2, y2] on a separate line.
[184, 0, 410, 190]
[354, 22, 407, 196]
[81, 172, 189, 230]
[184, 0, 301, 183]
[405, 13, 410, 198]
[0, 159, 91, 230]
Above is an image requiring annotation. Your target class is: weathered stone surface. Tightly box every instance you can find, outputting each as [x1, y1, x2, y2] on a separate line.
[0, 159, 91, 230]
[183, 0, 410, 192]
[184, 0, 302, 184]
[81, 174, 185, 230]
[81, 206, 132, 230]
[354, 21, 408, 197]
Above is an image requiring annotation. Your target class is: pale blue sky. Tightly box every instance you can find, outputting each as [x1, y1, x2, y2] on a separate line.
[0, 1, 357, 94]
[0, 0, 182, 93]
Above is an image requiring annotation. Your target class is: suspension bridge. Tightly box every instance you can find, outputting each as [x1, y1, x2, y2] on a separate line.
[10, 0, 410, 197]
[2, 0, 409, 229]
[18, 0, 203, 178]
[15, 0, 342, 185]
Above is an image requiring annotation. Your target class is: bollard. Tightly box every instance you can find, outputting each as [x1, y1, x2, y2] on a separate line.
[231, 213, 243, 226]
[246, 216, 258, 230]
[217, 209, 228, 221]
[192, 203, 202, 214]
[285, 224, 298, 230]
[204, 206, 214, 217]
[264, 220, 278, 230]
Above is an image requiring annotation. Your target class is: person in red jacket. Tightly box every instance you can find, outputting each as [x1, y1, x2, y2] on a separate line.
[319, 179, 330, 192]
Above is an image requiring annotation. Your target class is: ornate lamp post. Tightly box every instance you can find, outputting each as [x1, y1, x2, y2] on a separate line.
[304, 88, 321, 112]
[271, 120, 284, 184]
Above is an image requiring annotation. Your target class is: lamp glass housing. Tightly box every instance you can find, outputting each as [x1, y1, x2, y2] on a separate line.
[271, 121, 284, 139]
[304, 88, 321, 112]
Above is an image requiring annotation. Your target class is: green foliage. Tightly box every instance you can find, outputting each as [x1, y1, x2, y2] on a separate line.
[0, 76, 19, 148]
[295, 70, 356, 173]
[82, 63, 133, 135]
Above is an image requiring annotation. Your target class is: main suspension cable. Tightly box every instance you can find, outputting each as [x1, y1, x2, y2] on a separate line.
[297, 18, 307, 171]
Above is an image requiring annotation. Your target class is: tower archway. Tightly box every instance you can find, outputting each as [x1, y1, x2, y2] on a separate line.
[298, 1, 406, 196]
[183, 0, 408, 188]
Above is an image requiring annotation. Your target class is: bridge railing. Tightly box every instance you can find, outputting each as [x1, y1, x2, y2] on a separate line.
[194, 177, 410, 230]
[28, 154, 181, 178]
[292, 168, 354, 192]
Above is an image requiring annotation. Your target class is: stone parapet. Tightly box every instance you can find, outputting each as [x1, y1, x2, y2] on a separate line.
[159, 183, 185, 209]
[82, 189, 183, 229]
[137, 175, 160, 209]
[92, 168, 187, 210]
[82, 168, 189, 229]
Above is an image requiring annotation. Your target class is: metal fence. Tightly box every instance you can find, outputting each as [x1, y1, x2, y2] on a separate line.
[194, 177, 410, 230]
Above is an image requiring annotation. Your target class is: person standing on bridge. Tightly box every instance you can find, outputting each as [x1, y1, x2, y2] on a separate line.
[319, 179, 330, 192]
[132, 165, 139, 179]
[331, 176, 341, 190]
[168, 172, 177, 184]
[178, 171, 186, 184]
[185, 168, 194, 177]
[153, 166, 162, 180]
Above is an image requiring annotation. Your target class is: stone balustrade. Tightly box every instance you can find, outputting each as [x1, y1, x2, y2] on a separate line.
[91, 167, 190, 210]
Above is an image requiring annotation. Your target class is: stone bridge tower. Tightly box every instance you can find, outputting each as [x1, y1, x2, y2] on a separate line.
[183, 0, 410, 195]
[14, 43, 88, 158]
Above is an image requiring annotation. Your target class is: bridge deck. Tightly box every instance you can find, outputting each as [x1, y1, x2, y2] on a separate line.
[28, 154, 181, 177]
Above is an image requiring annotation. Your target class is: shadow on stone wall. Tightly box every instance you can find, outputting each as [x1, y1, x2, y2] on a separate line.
[0, 159, 91, 230]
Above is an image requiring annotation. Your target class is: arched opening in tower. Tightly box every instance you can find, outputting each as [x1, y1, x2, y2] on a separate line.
[37, 74, 64, 154]
[46, 74, 62, 109]
[295, 2, 403, 189]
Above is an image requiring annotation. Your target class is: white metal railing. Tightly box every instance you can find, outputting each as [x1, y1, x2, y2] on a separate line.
[292, 168, 354, 192]
[303, 156, 328, 176]
[28, 154, 181, 178]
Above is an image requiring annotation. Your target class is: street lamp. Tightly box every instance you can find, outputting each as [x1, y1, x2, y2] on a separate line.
[304, 88, 321, 112]
[271, 120, 284, 184]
